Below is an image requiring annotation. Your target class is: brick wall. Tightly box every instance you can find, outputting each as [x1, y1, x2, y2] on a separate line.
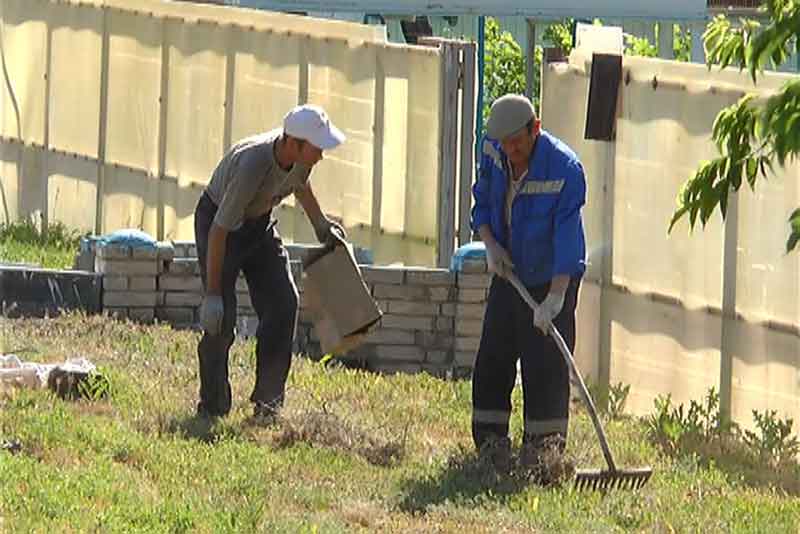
[350, 261, 489, 377]
[90, 241, 489, 377]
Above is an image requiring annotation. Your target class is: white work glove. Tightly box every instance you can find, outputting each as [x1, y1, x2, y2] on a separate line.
[315, 218, 347, 247]
[485, 240, 514, 279]
[199, 295, 224, 336]
[533, 290, 565, 334]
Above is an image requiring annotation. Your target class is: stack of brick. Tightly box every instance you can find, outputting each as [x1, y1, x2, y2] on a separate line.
[96, 241, 174, 323]
[95, 235, 493, 378]
[158, 254, 202, 328]
[368, 266, 457, 376]
[452, 258, 491, 376]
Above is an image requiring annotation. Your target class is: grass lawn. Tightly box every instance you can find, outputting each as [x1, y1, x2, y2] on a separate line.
[1, 313, 798, 532]
[0, 221, 84, 269]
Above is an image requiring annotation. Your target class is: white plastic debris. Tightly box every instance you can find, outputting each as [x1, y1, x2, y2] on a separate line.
[0, 354, 97, 391]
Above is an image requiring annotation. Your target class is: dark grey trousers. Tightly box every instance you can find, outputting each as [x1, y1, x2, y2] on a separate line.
[194, 193, 299, 417]
[471, 275, 580, 452]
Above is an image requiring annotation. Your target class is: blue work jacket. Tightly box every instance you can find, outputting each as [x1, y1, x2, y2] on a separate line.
[471, 130, 587, 287]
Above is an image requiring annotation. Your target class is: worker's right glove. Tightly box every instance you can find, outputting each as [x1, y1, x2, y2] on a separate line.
[199, 295, 224, 336]
[485, 240, 514, 279]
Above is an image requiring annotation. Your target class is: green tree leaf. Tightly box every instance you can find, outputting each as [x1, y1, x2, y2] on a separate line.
[787, 208, 800, 252]
[674, 7, 800, 249]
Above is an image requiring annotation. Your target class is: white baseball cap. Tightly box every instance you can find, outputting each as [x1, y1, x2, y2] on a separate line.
[283, 104, 346, 150]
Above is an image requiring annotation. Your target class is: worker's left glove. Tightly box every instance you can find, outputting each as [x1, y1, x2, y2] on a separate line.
[533, 290, 565, 334]
[315, 218, 347, 247]
[199, 295, 225, 336]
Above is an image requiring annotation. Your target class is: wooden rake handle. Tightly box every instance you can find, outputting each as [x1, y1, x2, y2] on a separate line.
[505, 272, 618, 473]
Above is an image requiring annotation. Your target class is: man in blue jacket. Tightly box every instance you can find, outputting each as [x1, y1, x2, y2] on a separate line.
[471, 94, 586, 477]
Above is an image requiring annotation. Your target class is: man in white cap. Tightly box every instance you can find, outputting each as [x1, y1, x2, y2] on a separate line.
[470, 94, 586, 479]
[194, 104, 346, 419]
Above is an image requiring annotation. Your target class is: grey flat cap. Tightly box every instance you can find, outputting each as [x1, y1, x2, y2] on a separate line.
[486, 94, 536, 140]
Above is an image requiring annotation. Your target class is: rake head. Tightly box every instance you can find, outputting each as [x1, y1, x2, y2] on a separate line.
[574, 467, 653, 491]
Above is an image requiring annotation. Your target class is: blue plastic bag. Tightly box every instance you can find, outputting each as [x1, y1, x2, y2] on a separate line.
[100, 229, 156, 248]
[81, 229, 157, 252]
[450, 241, 486, 272]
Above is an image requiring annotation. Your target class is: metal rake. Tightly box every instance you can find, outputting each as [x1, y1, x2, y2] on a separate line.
[507, 273, 653, 492]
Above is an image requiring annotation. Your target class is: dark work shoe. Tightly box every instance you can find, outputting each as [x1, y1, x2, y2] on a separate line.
[196, 402, 223, 420]
[479, 436, 512, 474]
[520, 441, 574, 486]
[520, 442, 541, 470]
[253, 401, 280, 425]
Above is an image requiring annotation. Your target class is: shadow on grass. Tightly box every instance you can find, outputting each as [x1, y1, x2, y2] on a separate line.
[398, 447, 543, 514]
[695, 442, 800, 496]
[164, 414, 227, 444]
[657, 435, 800, 497]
